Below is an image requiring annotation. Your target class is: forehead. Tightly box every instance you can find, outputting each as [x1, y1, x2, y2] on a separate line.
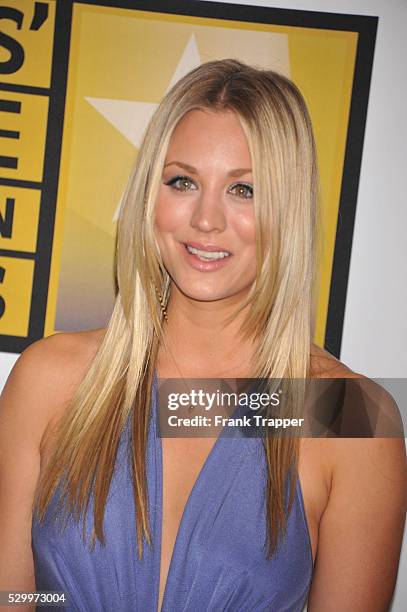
[166, 108, 251, 163]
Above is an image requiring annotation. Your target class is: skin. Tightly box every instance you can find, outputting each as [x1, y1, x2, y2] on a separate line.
[0, 109, 405, 612]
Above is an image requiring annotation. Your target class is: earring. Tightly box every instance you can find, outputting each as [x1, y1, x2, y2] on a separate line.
[154, 284, 168, 322]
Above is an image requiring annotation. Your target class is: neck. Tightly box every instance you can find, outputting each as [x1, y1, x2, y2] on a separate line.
[157, 285, 257, 377]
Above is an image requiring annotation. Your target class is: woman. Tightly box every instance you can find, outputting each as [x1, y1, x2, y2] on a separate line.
[0, 59, 405, 611]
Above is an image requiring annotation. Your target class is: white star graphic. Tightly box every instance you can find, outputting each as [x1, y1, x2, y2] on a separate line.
[85, 34, 202, 220]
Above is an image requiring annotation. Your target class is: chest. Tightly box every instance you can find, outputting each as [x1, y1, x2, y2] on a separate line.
[160, 436, 329, 579]
[158, 437, 216, 609]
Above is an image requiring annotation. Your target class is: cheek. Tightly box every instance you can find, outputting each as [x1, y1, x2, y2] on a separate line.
[154, 198, 173, 235]
[231, 210, 256, 248]
[154, 193, 187, 235]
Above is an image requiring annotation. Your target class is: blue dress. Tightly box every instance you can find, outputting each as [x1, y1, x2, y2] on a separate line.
[32, 373, 313, 611]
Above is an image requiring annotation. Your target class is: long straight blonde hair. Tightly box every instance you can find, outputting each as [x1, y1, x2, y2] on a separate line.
[34, 59, 320, 557]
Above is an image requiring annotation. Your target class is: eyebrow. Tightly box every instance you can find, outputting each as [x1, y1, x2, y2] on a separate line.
[163, 161, 252, 177]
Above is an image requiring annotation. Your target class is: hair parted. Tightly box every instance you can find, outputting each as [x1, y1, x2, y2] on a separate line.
[34, 58, 320, 557]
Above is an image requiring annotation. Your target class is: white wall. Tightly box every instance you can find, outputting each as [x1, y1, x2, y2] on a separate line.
[1, 0, 405, 609]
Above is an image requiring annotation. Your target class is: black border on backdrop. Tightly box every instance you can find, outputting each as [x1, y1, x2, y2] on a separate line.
[0, 0, 377, 358]
[0, 0, 72, 353]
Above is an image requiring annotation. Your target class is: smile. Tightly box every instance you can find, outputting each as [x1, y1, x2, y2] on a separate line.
[180, 242, 232, 272]
[185, 245, 230, 261]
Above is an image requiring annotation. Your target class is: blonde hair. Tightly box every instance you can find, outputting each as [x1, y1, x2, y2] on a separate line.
[34, 59, 320, 557]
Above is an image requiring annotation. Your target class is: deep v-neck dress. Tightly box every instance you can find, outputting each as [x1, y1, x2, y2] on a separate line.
[32, 372, 313, 611]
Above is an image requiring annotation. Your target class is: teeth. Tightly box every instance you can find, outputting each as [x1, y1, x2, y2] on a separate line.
[186, 245, 230, 261]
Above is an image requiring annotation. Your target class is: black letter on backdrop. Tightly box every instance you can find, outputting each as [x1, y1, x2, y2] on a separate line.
[0, 197, 15, 238]
[0, 7, 24, 75]
[0, 267, 5, 318]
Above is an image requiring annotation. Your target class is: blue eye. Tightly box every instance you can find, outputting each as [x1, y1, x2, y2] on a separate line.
[164, 175, 196, 192]
[229, 183, 254, 199]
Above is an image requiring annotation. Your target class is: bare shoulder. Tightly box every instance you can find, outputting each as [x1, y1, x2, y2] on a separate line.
[19, 326, 105, 376]
[6, 327, 106, 396]
[22, 326, 106, 365]
[0, 327, 107, 446]
[308, 342, 404, 452]
[310, 342, 363, 379]
[310, 340, 403, 432]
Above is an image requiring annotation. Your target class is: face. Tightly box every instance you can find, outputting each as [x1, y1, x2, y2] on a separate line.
[154, 108, 256, 304]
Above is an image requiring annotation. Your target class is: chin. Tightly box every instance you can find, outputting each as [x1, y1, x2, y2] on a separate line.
[178, 286, 229, 303]
[174, 278, 252, 304]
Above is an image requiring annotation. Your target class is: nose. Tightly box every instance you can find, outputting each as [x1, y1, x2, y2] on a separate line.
[190, 188, 226, 233]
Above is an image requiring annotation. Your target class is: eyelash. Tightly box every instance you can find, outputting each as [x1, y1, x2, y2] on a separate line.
[163, 175, 254, 199]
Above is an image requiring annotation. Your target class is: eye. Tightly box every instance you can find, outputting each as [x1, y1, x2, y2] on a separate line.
[229, 182, 254, 199]
[163, 175, 197, 192]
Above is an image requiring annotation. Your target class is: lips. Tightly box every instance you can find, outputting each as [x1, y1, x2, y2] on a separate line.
[182, 241, 232, 255]
[180, 241, 232, 271]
